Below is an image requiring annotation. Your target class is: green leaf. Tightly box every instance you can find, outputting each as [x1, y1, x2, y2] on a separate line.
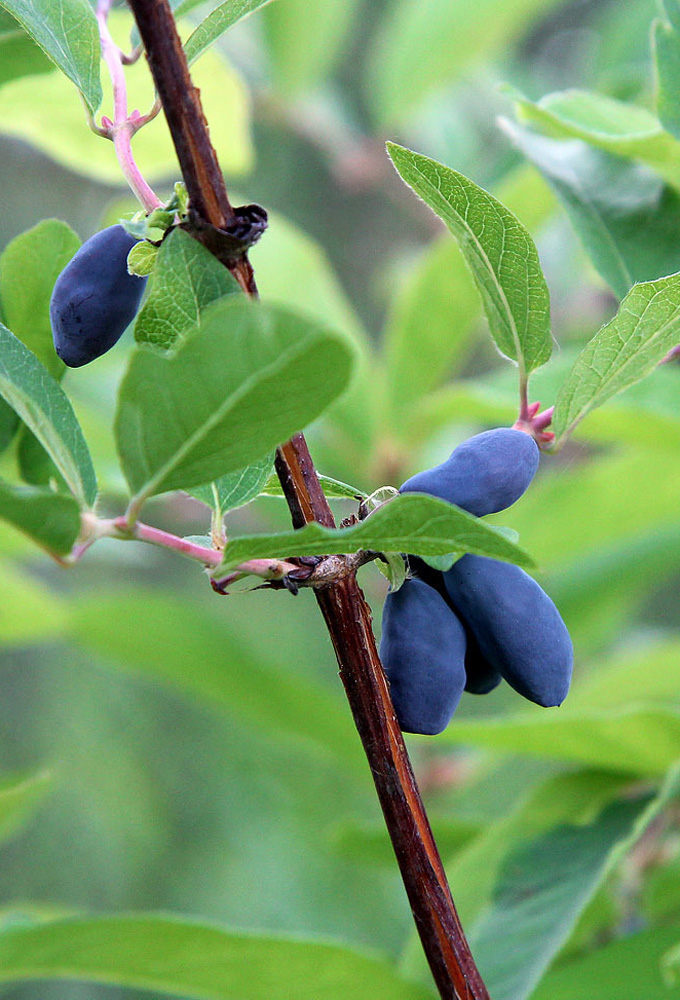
[387, 143, 552, 381]
[0, 400, 18, 453]
[533, 923, 680, 1000]
[70, 591, 364, 774]
[0, 479, 80, 555]
[383, 236, 479, 426]
[0, 560, 67, 644]
[334, 817, 478, 869]
[0, 770, 50, 848]
[249, 211, 375, 488]
[0, 12, 252, 183]
[0, 914, 434, 999]
[367, 0, 566, 128]
[16, 425, 64, 490]
[471, 780, 676, 1000]
[260, 472, 366, 501]
[0, 323, 96, 507]
[514, 88, 680, 189]
[438, 705, 680, 775]
[262, 0, 360, 96]
[185, 0, 272, 65]
[0, 218, 80, 378]
[116, 298, 356, 503]
[399, 768, 630, 985]
[126, 239, 158, 278]
[0, 0, 101, 112]
[190, 452, 274, 512]
[0, 10, 53, 88]
[569, 637, 680, 713]
[654, 1, 680, 141]
[218, 492, 534, 571]
[552, 273, 680, 444]
[134, 228, 241, 352]
[502, 119, 680, 299]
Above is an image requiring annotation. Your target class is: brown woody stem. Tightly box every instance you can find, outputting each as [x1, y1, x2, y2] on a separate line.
[125, 3, 489, 997]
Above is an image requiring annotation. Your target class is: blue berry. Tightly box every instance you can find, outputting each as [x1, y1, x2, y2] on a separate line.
[50, 225, 147, 367]
[443, 555, 573, 707]
[400, 427, 539, 516]
[380, 577, 467, 735]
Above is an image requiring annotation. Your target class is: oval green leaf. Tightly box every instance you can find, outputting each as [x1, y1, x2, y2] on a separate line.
[0, 323, 96, 507]
[553, 272, 680, 444]
[0, 0, 102, 112]
[218, 492, 534, 572]
[387, 142, 552, 382]
[116, 298, 356, 503]
[0, 914, 434, 999]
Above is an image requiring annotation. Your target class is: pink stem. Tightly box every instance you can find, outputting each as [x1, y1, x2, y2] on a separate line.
[112, 516, 222, 566]
[96, 0, 162, 213]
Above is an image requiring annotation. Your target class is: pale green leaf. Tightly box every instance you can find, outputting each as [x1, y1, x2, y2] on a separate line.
[0, 770, 50, 847]
[0, 561, 67, 644]
[0, 323, 96, 506]
[218, 492, 534, 571]
[367, 0, 565, 127]
[126, 240, 158, 278]
[0, 0, 101, 111]
[654, 2, 680, 141]
[0, 479, 80, 555]
[0, 218, 80, 378]
[471, 775, 679, 1000]
[70, 591, 364, 773]
[439, 705, 680, 775]
[263, 0, 360, 96]
[533, 924, 680, 1000]
[502, 119, 680, 299]
[0, 10, 52, 88]
[514, 88, 680, 189]
[133, 228, 240, 352]
[0, 914, 434, 999]
[0, 12, 252, 182]
[185, 0, 272, 65]
[387, 142, 552, 380]
[260, 472, 366, 501]
[190, 452, 274, 512]
[383, 236, 479, 425]
[399, 769, 630, 985]
[553, 273, 680, 443]
[116, 298, 356, 502]
[249, 211, 376, 487]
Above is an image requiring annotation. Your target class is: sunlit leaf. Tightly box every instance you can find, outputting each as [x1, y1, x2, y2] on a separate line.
[218, 492, 533, 571]
[134, 228, 240, 352]
[0, 479, 80, 555]
[0, 323, 96, 507]
[0, 914, 434, 999]
[117, 298, 356, 503]
[387, 143, 552, 382]
[0, 0, 101, 111]
[553, 273, 680, 443]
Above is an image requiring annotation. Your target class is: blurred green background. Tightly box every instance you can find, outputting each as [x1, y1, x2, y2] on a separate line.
[2, 0, 680, 997]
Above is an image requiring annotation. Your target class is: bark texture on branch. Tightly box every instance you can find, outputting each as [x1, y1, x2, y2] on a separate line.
[124, 4, 490, 997]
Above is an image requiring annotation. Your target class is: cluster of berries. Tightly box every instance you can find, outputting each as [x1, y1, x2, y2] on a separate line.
[379, 429, 573, 735]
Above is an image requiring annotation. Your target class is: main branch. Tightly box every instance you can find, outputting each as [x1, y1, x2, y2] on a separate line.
[126, 3, 489, 997]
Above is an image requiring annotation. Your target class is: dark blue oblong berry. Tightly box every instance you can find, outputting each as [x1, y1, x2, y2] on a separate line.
[443, 555, 573, 707]
[400, 427, 539, 517]
[50, 225, 147, 368]
[408, 555, 502, 696]
[463, 628, 502, 695]
[379, 577, 467, 735]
